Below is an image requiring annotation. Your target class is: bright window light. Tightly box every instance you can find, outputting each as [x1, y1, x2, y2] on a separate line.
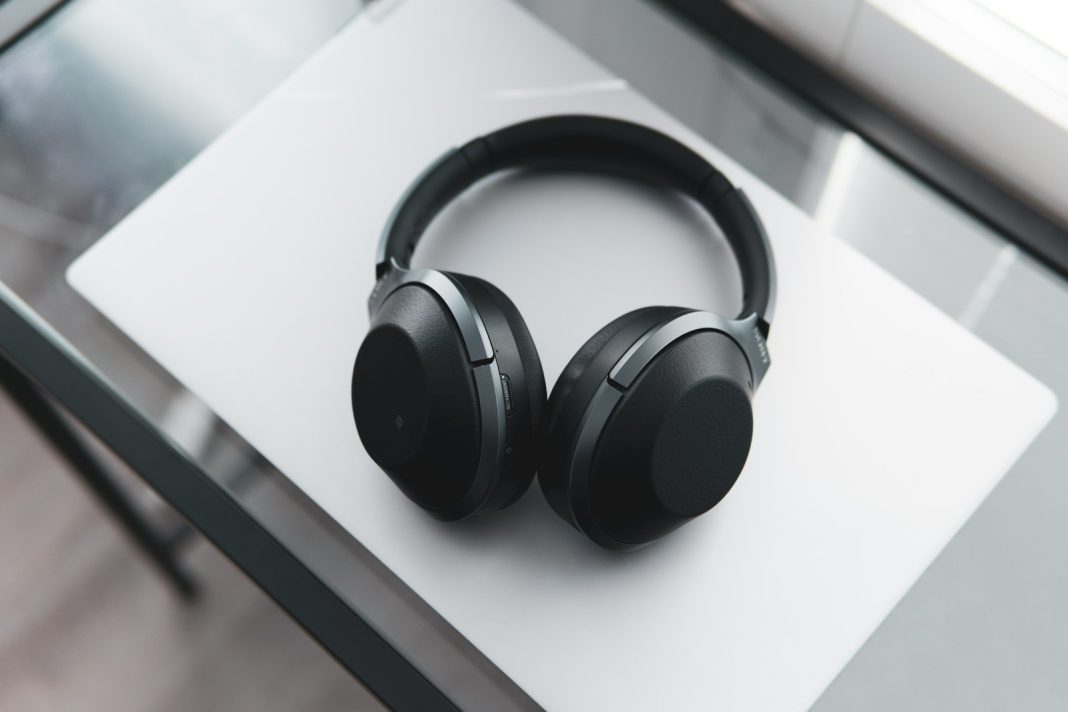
[974, 0, 1068, 59]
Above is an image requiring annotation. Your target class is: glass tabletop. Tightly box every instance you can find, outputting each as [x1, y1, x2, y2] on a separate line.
[1, 0, 1065, 709]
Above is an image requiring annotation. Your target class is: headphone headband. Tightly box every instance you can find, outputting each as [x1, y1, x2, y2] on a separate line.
[376, 115, 776, 331]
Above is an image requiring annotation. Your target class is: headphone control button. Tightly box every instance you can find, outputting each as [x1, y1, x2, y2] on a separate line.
[500, 373, 513, 414]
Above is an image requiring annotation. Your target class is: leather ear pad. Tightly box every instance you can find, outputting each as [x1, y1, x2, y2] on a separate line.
[538, 306, 689, 523]
[449, 273, 547, 509]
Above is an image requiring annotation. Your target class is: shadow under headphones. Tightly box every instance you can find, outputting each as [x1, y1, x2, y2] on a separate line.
[352, 115, 776, 550]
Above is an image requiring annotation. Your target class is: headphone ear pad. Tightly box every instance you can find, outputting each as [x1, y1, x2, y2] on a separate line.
[539, 306, 688, 522]
[448, 273, 547, 509]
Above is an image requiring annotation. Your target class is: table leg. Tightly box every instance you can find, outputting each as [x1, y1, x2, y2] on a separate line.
[0, 352, 198, 599]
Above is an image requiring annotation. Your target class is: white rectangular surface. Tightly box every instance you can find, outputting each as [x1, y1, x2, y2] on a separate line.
[68, 1, 1057, 710]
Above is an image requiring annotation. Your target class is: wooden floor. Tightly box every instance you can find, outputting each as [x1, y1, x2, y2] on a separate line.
[0, 391, 380, 711]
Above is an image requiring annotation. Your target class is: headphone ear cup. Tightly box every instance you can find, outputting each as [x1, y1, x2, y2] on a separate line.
[352, 281, 484, 516]
[589, 330, 753, 546]
[539, 306, 688, 523]
[447, 273, 547, 509]
[540, 308, 755, 548]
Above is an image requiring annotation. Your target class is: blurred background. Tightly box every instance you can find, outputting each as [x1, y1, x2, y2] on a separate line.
[0, 0, 1066, 709]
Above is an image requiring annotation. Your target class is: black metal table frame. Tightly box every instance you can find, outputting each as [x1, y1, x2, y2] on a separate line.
[2, 1, 1066, 710]
[0, 292, 459, 710]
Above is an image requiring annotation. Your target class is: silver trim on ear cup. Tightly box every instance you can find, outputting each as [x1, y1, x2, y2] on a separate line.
[467, 360, 508, 516]
[370, 264, 495, 364]
[611, 310, 770, 391]
[566, 380, 625, 549]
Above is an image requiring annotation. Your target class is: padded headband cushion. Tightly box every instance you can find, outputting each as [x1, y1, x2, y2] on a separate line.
[483, 114, 717, 195]
[378, 115, 775, 327]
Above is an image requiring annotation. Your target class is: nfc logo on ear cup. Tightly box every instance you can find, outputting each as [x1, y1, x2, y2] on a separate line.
[353, 323, 430, 468]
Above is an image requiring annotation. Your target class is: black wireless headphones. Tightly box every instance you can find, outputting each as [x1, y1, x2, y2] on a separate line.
[352, 115, 776, 550]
